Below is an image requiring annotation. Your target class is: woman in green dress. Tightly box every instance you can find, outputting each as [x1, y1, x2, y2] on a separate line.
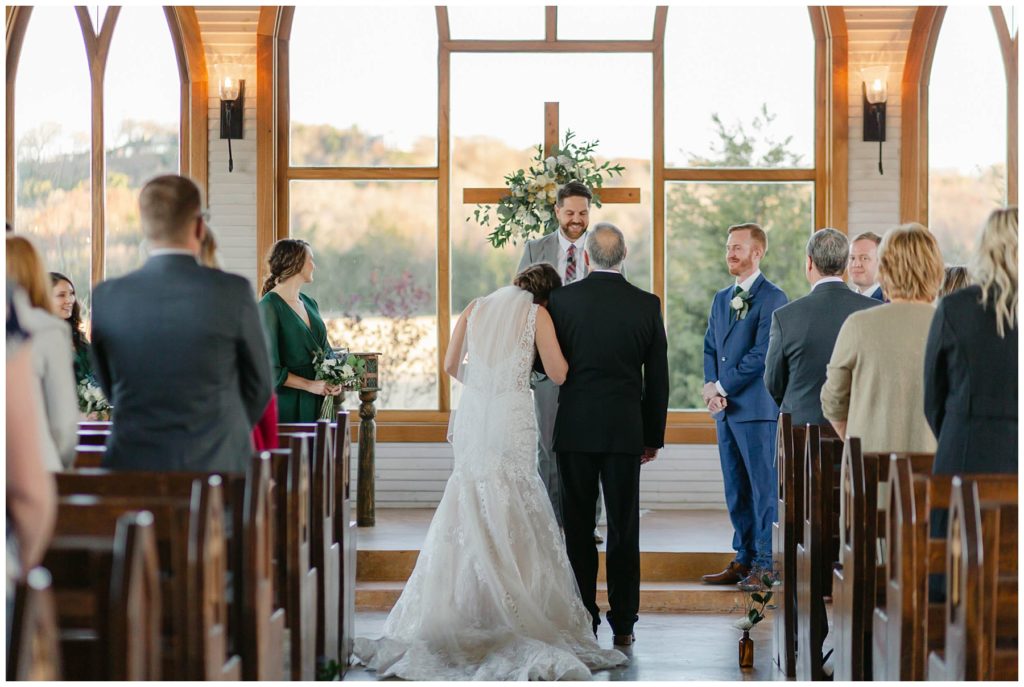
[258, 239, 343, 423]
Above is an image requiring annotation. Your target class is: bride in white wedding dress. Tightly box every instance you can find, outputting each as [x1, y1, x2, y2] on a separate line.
[353, 265, 628, 680]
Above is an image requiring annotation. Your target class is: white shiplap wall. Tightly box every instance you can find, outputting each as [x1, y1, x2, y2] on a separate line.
[845, 6, 918, 234]
[349, 442, 727, 510]
[198, 7, 261, 285]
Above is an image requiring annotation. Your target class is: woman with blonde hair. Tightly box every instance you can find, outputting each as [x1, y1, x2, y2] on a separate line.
[820, 223, 943, 452]
[6, 235, 78, 470]
[925, 207, 1017, 475]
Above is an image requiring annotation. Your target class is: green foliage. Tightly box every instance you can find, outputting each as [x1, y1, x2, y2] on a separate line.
[665, 105, 813, 409]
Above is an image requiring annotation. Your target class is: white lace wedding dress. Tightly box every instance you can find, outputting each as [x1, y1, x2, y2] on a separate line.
[353, 286, 627, 680]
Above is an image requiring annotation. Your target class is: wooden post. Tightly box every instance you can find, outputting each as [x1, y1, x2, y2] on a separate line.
[356, 389, 377, 527]
[544, 101, 559, 156]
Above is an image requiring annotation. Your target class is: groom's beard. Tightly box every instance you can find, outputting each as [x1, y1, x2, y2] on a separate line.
[560, 223, 587, 241]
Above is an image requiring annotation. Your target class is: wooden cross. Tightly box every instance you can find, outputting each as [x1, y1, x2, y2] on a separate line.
[461, 102, 641, 205]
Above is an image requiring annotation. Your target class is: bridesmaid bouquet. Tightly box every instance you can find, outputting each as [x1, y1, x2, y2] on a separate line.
[77, 378, 112, 420]
[313, 347, 367, 420]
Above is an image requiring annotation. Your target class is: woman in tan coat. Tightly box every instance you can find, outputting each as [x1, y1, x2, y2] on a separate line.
[820, 223, 944, 453]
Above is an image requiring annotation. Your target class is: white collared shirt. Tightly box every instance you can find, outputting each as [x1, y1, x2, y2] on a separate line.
[716, 269, 763, 398]
[149, 248, 197, 259]
[850, 281, 880, 296]
[811, 276, 845, 291]
[556, 230, 588, 284]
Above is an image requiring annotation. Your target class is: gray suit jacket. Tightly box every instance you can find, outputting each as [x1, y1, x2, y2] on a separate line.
[91, 254, 273, 472]
[763, 281, 878, 426]
[517, 231, 561, 273]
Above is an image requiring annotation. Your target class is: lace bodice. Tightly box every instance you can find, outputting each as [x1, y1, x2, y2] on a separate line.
[465, 298, 538, 394]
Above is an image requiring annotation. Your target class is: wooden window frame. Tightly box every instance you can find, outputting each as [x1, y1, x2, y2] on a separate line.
[266, 6, 845, 443]
[901, 6, 1018, 224]
[5, 6, 207, 286]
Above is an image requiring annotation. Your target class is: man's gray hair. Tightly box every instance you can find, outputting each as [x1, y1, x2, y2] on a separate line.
[586, 222, 627, 270]
[806, 227, 849, 276]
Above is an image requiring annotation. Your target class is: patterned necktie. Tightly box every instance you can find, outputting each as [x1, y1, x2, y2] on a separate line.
[565, 244, 577, 283]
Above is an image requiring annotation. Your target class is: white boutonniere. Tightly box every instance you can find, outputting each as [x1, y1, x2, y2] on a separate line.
[730, 290, 753, 321]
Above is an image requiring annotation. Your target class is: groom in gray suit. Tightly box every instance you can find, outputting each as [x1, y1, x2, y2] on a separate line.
[517, 180, 595, 530]
[91, 174, 273, 472]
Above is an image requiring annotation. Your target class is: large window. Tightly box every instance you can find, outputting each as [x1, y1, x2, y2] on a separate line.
[8, 7, 187, 306]
[928, 7, 1010, 263]
[279, 7, 827, 429]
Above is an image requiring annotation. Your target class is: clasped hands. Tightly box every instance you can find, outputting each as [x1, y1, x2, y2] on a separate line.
[702, 381, 728, 415]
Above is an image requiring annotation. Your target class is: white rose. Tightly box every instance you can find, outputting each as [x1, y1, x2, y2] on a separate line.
[545, 156, 556, 171]
[515, 206, 527, 219]
[537, 209, 551, 222]
[341, 365, 354, 377]
[733, 617, 754, 631]
[557, 155, 572, 167]
[730, 296, 744, 310]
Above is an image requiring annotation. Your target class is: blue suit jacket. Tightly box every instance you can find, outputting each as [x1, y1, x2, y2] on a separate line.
[703, 273, 788, 422]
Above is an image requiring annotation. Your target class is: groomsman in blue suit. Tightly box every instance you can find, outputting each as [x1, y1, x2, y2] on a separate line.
[700, 223, 788, 590]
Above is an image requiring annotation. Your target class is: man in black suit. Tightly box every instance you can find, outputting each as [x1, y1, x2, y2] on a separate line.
[848, 231, 886, 301]
[547, 222, 669, 647]
[764, 228, 879, 426]
[91, 175, 273, 472]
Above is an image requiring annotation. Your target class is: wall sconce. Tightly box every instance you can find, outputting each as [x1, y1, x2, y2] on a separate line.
[216, 64, 244, 173]
[861, 65, 888, 175]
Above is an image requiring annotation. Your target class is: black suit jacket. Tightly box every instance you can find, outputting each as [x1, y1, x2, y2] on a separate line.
[924, 285, 1017, 475]
[547, 271, 669, 454]
[763, 281, 878, 426]
[91, 254, 273, 472]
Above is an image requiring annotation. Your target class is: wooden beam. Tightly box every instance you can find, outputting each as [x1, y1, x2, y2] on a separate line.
[663, 168, 815, 182]
[276, 8, 295, 244]
[463, 186, 641, 205]
[652, 24, 666, 307]
[443, 39, 656, 53]
[991, 6, 1018, 205]
[166, 8, 208, 199]
[256, 7, 277, 282]
[828, 7, 849, 232]
[288, 167, 440, 181]
[437, 44, 451, 412]
[435, 6, 449, 43]
[653, 6, 668, 44]
[544, 101, 559, 157]
[545, 6, 556, 42]
[5, 6, 31, 225]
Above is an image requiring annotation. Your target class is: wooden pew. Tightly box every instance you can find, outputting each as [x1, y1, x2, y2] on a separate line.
[794, 424, 843, 680]
[77, 421, 112, 431]
[831, 444, 934, 680]
[333, 410, 358, 673]
[771, 413, 805, 678]
[928, 477, 1018, 681]
[41, 509, 161, 680]
[55, 456, 285, 680]
[74, 445, 105, 468]
[7, 568, 62, 681]
[54, 478, 241, 680]
[279, 421, 341, 669]
[268, 435, 318, 681]
[75, 429, 110, 447]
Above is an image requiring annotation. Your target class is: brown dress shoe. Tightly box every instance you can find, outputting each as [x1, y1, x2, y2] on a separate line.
[702, 561, 751, 585]
[613, 633, 636, 647]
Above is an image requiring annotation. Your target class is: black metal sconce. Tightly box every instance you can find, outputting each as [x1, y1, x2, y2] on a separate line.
[861, 65, 889, 175]
[218, 70, 244, 173]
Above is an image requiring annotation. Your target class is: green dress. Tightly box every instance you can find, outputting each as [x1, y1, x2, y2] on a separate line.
[73, 342, 94, 385]
[259, 291, 330, 423]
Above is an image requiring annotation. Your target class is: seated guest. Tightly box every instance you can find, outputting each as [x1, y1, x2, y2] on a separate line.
[258, 239, 343, 423]
[7, 237, 77, 470]
[821, 223, 943, 452]
[764, 228, 879, 426]
[847, 231, 885, 301]
[90, 175, 273, 472]
[50, 271, 95, 385]
[938, 264, 969, 298]
[925, 207, 1017, 475]
[7, 284, 57, 641]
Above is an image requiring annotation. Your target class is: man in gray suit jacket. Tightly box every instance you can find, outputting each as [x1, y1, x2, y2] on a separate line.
[91, 175, 273, 472]
[764, 228, 878, 426]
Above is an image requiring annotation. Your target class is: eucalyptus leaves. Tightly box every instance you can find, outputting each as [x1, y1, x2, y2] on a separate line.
[471, 130, 625, 248]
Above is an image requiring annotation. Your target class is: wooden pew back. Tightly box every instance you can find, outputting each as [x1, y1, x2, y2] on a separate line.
[771, 413, 803, 678]
[7, 568, 62, 681]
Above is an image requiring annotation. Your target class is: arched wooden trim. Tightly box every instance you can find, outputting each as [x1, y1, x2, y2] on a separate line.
[166, 7, 208, 200]
[809, 6, 848, 232]
[5, 6, 31, 224]
[256, 6, 289, 287]
[901, 7, 946, 224]
[76, 6, 120, 286]
[991, 7, 1018, 205]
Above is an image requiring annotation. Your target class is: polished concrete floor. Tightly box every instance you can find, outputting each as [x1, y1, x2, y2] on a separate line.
[357, 508, 736, 553]
[346, 610, 782, 681]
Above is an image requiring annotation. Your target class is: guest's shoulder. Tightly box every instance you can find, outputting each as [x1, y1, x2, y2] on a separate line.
[939, 285, 983, 313]
[19, 306, 67, 337]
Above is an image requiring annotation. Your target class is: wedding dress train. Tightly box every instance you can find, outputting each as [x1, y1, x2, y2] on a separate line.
[353, 286, 627, 680]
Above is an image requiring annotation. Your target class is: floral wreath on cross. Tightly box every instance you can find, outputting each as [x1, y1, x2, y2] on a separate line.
[471, 130, 625, 249]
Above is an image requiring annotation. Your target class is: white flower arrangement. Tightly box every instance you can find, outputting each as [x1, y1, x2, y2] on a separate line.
[470, 130, 626, 248]
[313, 348, 367, 420]
[77, 378, 112, 420]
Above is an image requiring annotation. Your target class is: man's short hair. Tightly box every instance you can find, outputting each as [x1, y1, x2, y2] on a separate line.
[556, 180, 592, 207]
[851, 231, 882, 246]
[806, 228, 849, 276]
[139, 174, 202, 243]
[727, 223, 767, 251]
[585, 222, 627, 269]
